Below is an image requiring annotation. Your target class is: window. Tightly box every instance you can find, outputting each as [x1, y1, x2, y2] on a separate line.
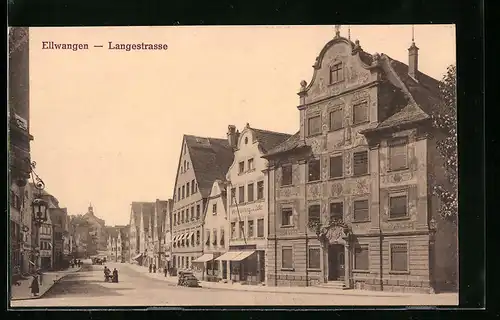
[212, 229, 217, 246]
[257, 181, 264, 200]
[389, 195, 408, 219]
[239, 161, 245, 173]
[231, 222, 236, 239]
[205, 231, 210, 246]
[353, 200, 369, 221]
[353, 151, 368, 176]
[173, 215, 177, 225]
[196, 230, 200, 245]
[281, 165, 292, 186]
[390, 243, 409, 272]
[181, 210, 185, 223]
[186, 162, 190, 170]
[329, 108, 343, 131]
[330, 202, 344, 222]
[307, 115, 321, 136]
[248, 220, 254, 238]
[177, 188, 181, 201]
[194, 182, 197, 193]
[389, 137, 408, 171]
[329, 155, 343, 178]
[248, 183, 254, 202]
[191, 179, 195, 194]
[220, 228, 225, 245]
[248, 158, 254, 170]
[257, 219, 264, 237]
[329, 62, 344, 84]
[308, 247, 321, 269]
[308, 205, 320, 224]
[191, 206, 195, 220]
[239, 221, 245, 239]
[353, 101, 368, 124]
[196, 205, 200, 219]
[182, 186, 185, 199]
[281, 208, 293, 226]
[212, 204, 217, 215]
[186, 182, 190, 197]
[239, 186, 245, 203]
[308, 159, 321, 182]
[231, 188, 236, 204]
[354, 244, 369, 270]
[282, 247, 293, 269]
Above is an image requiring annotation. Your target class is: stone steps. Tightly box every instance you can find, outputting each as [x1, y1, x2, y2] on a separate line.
[317, 281, 349, 290]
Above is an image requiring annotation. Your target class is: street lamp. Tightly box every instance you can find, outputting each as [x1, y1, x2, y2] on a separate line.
[28, 160, 48, 272]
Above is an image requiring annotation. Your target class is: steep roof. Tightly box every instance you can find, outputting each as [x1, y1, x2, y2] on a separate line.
[131, 202, 151, 227]
[251, 128, 293, 153]
[106, 226, 119, 239]
[185, 135, 234, 198]
[141, 202, 155, 231]
[262, 131, 305, 157]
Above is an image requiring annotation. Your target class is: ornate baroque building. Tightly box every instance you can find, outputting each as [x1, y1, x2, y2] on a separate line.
[262, 29, 457, 293]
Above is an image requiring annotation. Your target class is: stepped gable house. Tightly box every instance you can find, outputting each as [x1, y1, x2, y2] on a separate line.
[262, 29, 457, 293]
[171, 134, 234, 272]
[82, 204, 108, 254]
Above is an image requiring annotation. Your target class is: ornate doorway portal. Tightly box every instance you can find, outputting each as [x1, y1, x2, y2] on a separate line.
[328, 244, 345, 281]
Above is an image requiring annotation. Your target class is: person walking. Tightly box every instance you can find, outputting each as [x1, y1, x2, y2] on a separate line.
[164, 266, 168, 277]
[149, 264, 152, 273]
[29, 275, 40, 297]
[153, 264, 156, 273]
[112, 268, 118, 283]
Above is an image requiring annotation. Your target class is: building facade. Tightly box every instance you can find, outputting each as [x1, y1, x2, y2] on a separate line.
[263, 31, 458, 293]
[161, 200, 173, 270]
[49, 207, 69, 270]
[216, 124, 291, 285]
[82, 204, 107, 254]
[107, 225, 129, 262]
[171, 135, 234, 272]
[194, 180, 229, 281]
[153, 199, 172, 269]
[9, 27, 33, 279]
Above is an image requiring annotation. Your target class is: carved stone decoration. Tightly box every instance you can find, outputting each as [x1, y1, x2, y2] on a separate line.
[310, 139, 322, 155]
[352, 179, 369, 195]
[352, 90, 369, 102]
[322, 156, 329, 180]
[330, 85, 342, 96]
[308, 184, 321, 199]
[386, 221, 415, 230]
[358, 73, 370, 84]
[279, 187, 292, 198]
[345, 152, 352, 176]
[292, 165, 301, 184]
[345, 125, 352, 144]
[348, 65, 358, 82]
[353, 132, 366, 147]
[275, 167, 283, 185]
[318, 77, 326, 93]
[387, 171, 414, 184]
[330, 183, 343, 197]
[325, 226, 349, 245]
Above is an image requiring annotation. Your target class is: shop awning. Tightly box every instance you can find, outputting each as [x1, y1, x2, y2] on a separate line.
[215, 251, 244, 261]
[192, 253, 214, 263]
[132, 253, 143, 260]
[232, 250, 255, 261]
[187, 232, 194, 239]
[172, 235, 178, 242]
[180, 233, 187, 240]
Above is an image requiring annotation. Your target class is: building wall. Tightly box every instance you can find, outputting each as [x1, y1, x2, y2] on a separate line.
[226, 128, 269, 253]
[172, 140, 205, 269]
[203, 182, 229, 256]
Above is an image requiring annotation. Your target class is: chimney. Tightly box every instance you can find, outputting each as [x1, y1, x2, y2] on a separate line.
[227, 125, 240, 149]
[408, 41, 419, 80]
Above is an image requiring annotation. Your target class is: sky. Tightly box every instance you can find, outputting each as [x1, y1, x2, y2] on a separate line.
[28, 25, 456, 226]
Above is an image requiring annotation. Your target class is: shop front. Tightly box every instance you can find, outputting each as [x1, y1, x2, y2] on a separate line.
[215, 246, 265, 285]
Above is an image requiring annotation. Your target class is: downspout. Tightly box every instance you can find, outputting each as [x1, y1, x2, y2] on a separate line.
[304, 156, 309, 287]
[268, 162, 277, 287]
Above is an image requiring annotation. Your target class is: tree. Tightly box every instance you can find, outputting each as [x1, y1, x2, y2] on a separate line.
[431, 64, 457, 220]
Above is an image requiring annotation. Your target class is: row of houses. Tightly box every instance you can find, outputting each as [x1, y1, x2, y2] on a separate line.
[120, 31, 457, 294]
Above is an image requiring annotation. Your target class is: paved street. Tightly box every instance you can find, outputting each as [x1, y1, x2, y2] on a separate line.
[10, 262, 458, 307]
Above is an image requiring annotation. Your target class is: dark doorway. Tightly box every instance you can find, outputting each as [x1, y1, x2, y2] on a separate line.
[327, 244, 345, 281]
[258, 251, 265, 282]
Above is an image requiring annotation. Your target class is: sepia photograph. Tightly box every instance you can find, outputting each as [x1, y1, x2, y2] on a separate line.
[8, 25, 458, 308]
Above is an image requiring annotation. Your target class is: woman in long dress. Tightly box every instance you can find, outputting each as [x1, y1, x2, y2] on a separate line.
[29, 275, 40, 297]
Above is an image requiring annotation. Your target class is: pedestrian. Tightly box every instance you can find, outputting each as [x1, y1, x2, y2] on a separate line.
[29, 275, 40, 297]
[104, 266, 110, 282]
[164, 266, 168, 277]
[149, 264, 152, 273]
[153, 264, 156, 273]
[112, 268, 118, 283]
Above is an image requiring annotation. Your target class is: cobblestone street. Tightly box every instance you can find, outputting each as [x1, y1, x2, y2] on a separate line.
[10, 261, 458, 307]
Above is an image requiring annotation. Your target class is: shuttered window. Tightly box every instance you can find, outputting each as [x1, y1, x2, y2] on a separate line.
[248, 183, 254, 202]
[308, 247, 321, 269]
[329, 155, 343, 178]
[308, 159, 321, 182]
[353, 200, 369, 221]
[282, 247, 293, 269]
[329, 202, 344, 221]
[308, 116, 321, 136]
[389, 137, 408, 171]
[329, 108, 343, 131]
[354, 245, 369, 270]
[281, 208, 293, 226]
[308, 205, 321, 224]
[353, 102, 369, 124]
[389, 195, 408, 219]
[257, 181, 264, 200]
[353, 151, 368, 176]
[257, 219, 264, 237]
[239, 186, 245, 203]
[390, 243, 409, 272]
[281, 165, 292, 186]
